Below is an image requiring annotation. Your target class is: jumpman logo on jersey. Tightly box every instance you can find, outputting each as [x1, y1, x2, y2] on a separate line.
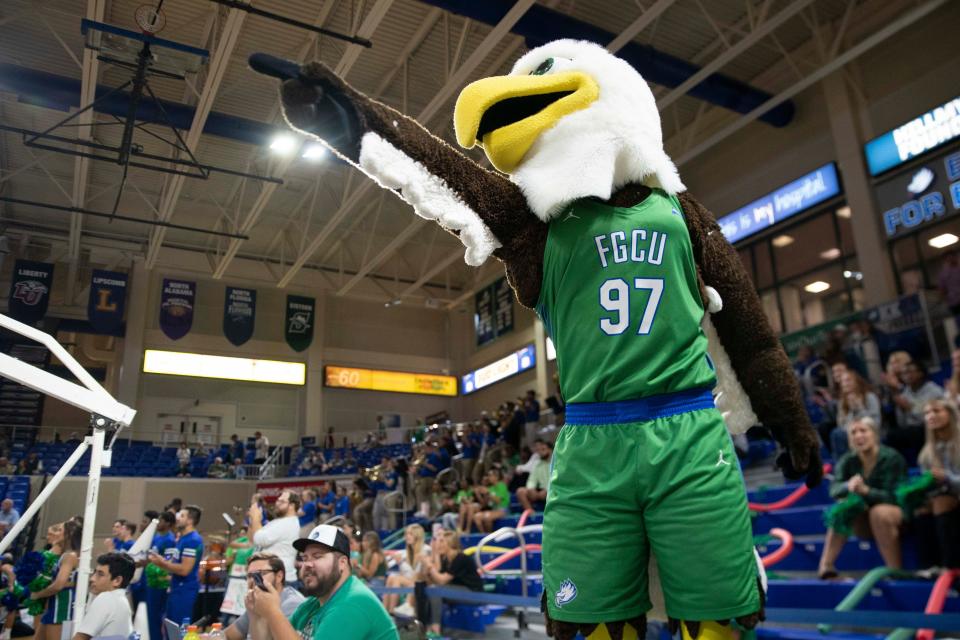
[715, 449, 731, 467]
[563, 208, 580, 221]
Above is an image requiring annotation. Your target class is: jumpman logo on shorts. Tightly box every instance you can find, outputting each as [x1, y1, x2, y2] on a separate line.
[715, 449, 731, 467]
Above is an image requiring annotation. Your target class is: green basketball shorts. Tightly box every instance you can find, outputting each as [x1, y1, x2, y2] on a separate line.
[542, 388, 761, 623]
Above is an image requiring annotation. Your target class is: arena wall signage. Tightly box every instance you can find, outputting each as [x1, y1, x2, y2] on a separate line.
[223, 286, 256, 347]
[324, 365, 457, 397]
[875, 146, 960, 238]
[159, 278, 195, 340]
[143, 349, 306, 385]
[475, 276, 514, 347]
[716, 163, 842, 244]
[864, 95, 960, 176]
[461, 344, 536, 394]
[284, 294, 315, 352]
[87, 269, 127, 334]
[8, 259, 53, 324]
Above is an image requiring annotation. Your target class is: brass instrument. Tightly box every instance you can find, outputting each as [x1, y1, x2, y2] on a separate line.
[362, 462, 384, 483]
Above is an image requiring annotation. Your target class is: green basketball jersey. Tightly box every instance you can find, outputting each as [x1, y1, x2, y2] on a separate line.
[536, 190, 716, 404]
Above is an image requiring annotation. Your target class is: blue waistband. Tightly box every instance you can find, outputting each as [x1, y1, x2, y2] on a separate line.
[564, 387, 716, 425]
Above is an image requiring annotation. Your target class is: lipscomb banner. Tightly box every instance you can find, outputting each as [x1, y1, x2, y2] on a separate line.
[223, 286, 256, 347]
[87, 269, 127, 334]
[160, 278, 195, 340]
[285, 295, 315, 352]
[8, 260, 53, 324]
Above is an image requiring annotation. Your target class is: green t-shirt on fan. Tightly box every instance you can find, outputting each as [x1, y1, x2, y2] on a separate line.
[536, 190, 716, 404]
[289, 575, 398, 640]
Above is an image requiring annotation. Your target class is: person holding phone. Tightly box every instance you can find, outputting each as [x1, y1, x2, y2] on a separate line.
[225, 553, 303, 640]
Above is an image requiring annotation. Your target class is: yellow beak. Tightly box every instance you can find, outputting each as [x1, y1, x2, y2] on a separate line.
[454, 71, 599, 174]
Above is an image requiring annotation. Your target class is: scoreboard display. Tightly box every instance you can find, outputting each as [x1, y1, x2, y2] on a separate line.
[324, 365, 457, 397]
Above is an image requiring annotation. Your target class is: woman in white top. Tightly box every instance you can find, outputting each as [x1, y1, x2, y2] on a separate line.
[382, 524, 428, 614]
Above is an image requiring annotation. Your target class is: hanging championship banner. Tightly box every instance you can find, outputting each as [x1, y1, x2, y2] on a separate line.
[223, 286, 256, 347]
[87, 269, 127, 334]
[285, 295, 315, 352]
[8, 260, 54, 324]
[159, 278, 195, 340]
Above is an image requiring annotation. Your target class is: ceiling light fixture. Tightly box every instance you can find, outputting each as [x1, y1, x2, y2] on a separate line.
[819, 248, 841, 260]
[929, 233, 959, 249]
[269, 133, 298, 155]
[772, 235, 794, 248]
[804, 281, 830, 293]
[836, 206, 852, 219]
[302, 143, 327, 160]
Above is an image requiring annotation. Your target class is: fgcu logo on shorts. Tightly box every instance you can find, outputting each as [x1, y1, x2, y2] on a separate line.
[12, 281, 47, 305]
[555, 579, 577, 607]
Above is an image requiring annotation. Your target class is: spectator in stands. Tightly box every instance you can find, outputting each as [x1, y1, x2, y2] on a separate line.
[195, 440, 209, 458]
[523, 390, 541, 448]
[831, 371, 882, 458]
[449, 481, 474, 533]
[232, 459, 247, 479]
[254, 431, 270, 464]
[176, 442, 192, 477]
[105, 519, 132, 551]
[144, 510, 176, 640]
[455, 424, 480, 484]
[299, 489, 318, 533]
[352, 478, 375, 533]
[32, 519, 81, 640]
[880, 351, 913, 429]
[420, 529, 483, 636]
[316, 481, 336, 519]
[818, 418, 906, 578]
[124, 521, 137, 544]
[72, 552, 134, 640]
[945, 348, 960, 405]
[334, 485, 351, 518]
[165, 497, 183, 514]
[916, 399, 960, 567]
[472, 467, 511, 533]
[250, 491, 300, 581]
[225, 552, 305, 640]
[414, 441, 446, 518]
[0, 458, 14, 476]
[208, 457, 228, 479]
[17, 452, 41, 475]
[0, 499, 19, 537]
[890, 360, 943, 459]
[149, 505, 204, 625]
[517, 439, 552, 513]
[230, 434, 245, 463]
[243, 524, 397, 640]
[355, 532, 387, 582]
[383, 524, 427, 615]
[372, 458, 398, 532]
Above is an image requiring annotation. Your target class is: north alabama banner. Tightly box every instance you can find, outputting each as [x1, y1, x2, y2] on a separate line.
[87, 269, 127, 334]
[8, 260, 53, 324]
[285, 295, 315, 352]
[159, 278, 195, 341]
[223, 286, 256, 347]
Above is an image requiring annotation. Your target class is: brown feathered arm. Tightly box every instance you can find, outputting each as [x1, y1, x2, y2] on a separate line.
[678, 191, 823, 487]
[278, 62, 547, 307]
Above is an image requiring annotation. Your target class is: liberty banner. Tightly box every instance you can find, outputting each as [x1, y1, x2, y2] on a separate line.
[160, 278, 195, 340]
[223, 286, 256, 346]
[284, 295, 315, 352]
[8, 260, 53, 324]
[87, 269, 127, 334]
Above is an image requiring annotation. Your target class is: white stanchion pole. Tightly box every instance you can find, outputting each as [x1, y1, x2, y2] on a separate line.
[0, 439, 90, 555]
[73, 425, 106, 627]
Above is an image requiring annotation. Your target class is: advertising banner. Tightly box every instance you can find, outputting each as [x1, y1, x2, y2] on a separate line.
[8, 259, 53, 324]
[159, 278, 195, 340]
[223, 286, 256, 346]
[875, 146, 960, 238]
[87, 269, 127, 334]
[285, 295, 315, 352]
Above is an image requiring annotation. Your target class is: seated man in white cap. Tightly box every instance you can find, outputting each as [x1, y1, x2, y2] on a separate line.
[243, 524, 397, 640]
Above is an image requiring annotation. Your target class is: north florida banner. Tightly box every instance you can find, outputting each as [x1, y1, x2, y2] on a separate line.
[285, 295, 315, 352]
[160, 278, 195, 340]
[8, 259, 53, 324]
[87, 269, 127, 334]
[224, 286, 256, 347]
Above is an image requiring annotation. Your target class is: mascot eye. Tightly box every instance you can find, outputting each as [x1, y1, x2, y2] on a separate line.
[531, 58, 554, 76]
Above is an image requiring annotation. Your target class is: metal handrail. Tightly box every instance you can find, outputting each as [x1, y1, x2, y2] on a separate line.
[473, 524, 543, 605]
[383, 489, 409, 530]
[258, 446, 281, 480]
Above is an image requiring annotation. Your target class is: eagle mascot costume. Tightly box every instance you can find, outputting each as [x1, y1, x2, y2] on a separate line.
[263, 39, 823, 640]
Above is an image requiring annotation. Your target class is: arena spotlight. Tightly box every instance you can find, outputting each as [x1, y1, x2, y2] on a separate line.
[269, 133, 298, 155]
[302, 143, 327, 160]
[819, 248, 841, 260]
[803, 281, 830, 293]
[929, 233, 959, 249]
[772, 234, 794, 248]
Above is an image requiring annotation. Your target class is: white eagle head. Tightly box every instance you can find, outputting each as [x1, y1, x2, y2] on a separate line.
[454, 39, 684, 222]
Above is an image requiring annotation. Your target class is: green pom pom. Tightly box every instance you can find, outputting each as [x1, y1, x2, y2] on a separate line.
[824, 494, 867, 536]
[146, 563, 170, 589]
[896, 472, 937, 519]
